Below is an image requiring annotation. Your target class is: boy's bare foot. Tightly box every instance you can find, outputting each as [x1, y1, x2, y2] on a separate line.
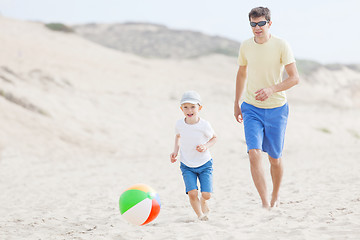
[198, 214, 209, 221]
[200, 197, 210, 215]
[270, 195, 280, 208]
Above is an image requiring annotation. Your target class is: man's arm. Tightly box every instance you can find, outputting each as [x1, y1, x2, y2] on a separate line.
[234, 66, 247, 123]
[255, 62, 300, 101]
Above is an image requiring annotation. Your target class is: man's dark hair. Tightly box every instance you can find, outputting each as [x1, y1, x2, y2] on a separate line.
[248, 7, 271, 21]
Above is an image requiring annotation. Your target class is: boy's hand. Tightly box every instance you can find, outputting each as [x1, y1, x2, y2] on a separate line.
[170, 152, 177, 163]
[196, 144, 207, 152]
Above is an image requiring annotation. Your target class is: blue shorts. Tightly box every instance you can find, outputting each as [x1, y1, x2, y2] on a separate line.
[241, 102, 289, 159]
[180, 159, 213, 194]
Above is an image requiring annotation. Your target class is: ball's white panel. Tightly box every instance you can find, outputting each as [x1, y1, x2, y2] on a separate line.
[122, 198, 152, 225]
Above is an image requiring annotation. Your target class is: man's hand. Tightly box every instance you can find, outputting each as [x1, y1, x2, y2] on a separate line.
[255, 87, 274, 101]
[234, 103, 243, 123]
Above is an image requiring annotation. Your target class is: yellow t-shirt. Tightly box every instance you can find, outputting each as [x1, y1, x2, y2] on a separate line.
[238, 35, 295, 108]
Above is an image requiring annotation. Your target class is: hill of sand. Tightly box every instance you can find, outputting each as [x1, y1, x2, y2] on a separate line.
[72, 22, 240, 58]
[0, 17, 359, 239]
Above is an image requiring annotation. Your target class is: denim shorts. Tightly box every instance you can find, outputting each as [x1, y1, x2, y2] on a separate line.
[241, 102, 289, 159]
[180, 159, 213, 194]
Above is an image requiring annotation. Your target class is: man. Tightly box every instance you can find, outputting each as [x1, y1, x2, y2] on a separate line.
[234, 7, 300, 209]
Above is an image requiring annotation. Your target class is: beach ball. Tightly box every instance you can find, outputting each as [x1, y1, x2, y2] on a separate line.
[119, 184, 161, 225]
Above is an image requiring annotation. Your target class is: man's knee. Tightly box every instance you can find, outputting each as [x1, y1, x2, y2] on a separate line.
[269, 156, 281, 166]
[249, 149, 262, 165]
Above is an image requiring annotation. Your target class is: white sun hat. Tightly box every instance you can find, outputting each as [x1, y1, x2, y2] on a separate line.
[180, 90, 201, 105]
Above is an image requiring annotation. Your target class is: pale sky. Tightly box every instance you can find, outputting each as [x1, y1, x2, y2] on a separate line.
[1, 0, 359, 64]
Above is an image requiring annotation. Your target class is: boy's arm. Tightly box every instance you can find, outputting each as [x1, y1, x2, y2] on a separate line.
[196, 134, 217, 152]
[170, 134, 180, 163]
[234, 66, 247, 123]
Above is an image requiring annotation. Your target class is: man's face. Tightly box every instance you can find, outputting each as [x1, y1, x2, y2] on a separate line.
[250, 16, 272, 39]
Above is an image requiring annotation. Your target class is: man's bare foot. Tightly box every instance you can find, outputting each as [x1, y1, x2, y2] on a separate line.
[200, 197, 210, 215]
[261, 198, 271, 209]
[262, 203, 271, 210]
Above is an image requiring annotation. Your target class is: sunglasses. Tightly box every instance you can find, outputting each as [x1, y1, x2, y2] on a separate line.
[250, 21, 268, 27]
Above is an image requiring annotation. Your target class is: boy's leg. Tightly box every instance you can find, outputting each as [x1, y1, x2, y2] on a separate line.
[180, 163, 206, 219]
[198, 160, 213, 217]
[180, 163, 199, 215]
[200, 192, 211, 215]
[188, 190, 203, 218]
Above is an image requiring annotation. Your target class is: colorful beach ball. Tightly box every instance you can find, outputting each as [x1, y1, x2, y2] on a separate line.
[119, 184, 161, 225]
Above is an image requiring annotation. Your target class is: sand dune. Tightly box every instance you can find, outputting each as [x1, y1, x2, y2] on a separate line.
[0, 17, 360, 239]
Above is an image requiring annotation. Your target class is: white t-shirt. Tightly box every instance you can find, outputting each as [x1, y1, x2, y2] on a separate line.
[175, 118, 215, 168]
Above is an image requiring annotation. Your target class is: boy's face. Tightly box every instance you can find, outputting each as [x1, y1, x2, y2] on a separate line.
[180, 103, 201, 119]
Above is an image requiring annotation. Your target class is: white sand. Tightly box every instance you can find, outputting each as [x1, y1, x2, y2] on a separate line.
[1, 17, 360, 239]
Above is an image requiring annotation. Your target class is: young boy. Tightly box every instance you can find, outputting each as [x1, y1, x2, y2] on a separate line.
[170, 90, 217, 221]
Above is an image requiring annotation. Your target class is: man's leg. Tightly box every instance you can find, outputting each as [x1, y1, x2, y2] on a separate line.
[263, 103, 288, 207]
[269, 156, 283, 207]
[249, 149, 270, 208]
